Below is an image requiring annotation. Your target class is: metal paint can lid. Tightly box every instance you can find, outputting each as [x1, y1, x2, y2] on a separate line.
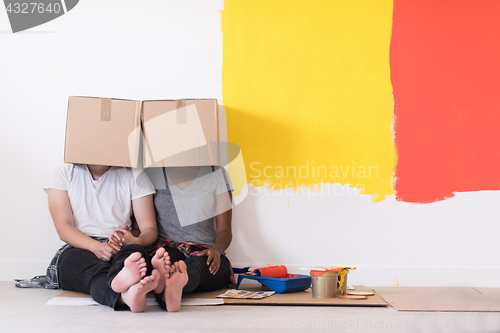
[347, 291, 375, 296]
[310, 268, 343, 276]
[339, 295, 367, 299]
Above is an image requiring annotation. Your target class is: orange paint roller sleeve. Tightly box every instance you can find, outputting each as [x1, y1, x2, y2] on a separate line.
[253, 265, 288, 278]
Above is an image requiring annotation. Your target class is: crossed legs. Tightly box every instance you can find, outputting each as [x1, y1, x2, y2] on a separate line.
[58, 244, 159, 312]
[112, 252, 160, 312]
[58, 245, 190, 312]
[152, 246, 230, 312]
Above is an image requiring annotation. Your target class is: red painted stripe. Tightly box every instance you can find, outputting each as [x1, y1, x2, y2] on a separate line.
[392, 0, 500, 203]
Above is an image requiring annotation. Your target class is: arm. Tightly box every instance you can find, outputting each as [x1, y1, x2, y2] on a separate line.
[48, 189, 120, 261]
[130, 216, 141, 237]
[212, 190, 233, 254]
[111, 194, 158, 248]
[199, 191, 233, 275]
[131, 194, 158, 247]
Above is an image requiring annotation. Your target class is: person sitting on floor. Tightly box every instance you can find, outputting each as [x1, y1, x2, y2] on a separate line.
[17, 163, 166, 312]
[113, 165, 234, 312]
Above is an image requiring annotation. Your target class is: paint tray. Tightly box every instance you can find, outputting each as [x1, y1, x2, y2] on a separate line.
[232, 267, 251, 274]
[236, 274, 311, 294]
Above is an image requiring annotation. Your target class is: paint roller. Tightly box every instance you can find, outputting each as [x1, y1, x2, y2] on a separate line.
[252, 265, 288, 278]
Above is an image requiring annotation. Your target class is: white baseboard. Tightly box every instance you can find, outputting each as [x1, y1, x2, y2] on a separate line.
[3, 259, 499, 288]
[232, 264, 500, 288]
[1, 259, 52, 282]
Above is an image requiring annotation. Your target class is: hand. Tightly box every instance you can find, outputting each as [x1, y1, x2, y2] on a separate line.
[197, 247, 222, 275]
[109, 227, 126, 249]
[110, 226, 138, 247]
[93, 242, 118, 262]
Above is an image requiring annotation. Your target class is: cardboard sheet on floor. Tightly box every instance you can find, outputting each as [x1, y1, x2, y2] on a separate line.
[54, 285, 387, 307]
[373, 287, 500, 312]
[183, 284, 388, 306]
[52, 290, 223, 306]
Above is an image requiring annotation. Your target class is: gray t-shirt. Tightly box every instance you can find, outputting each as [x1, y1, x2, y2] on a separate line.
[145, 166, 234, 246]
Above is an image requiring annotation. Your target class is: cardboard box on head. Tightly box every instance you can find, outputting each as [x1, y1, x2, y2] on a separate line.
[63, 97, 219, 168]
[64, 96, 142, 168]
[142, 99, 219, 167]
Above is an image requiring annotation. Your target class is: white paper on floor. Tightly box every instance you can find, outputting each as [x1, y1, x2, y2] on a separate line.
[180, 298, 224, 306]
[47, 297, 223, 306]
[47, 297, 101, 306]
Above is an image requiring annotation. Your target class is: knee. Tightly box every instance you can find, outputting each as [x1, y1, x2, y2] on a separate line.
[164, 248, 188, 263]
[120, 244, 146, 256]
[122, 244, 144, 251]
[186, 256, 208, 271]
[59, 247, 93, 267]
[214, 256, 231, 277]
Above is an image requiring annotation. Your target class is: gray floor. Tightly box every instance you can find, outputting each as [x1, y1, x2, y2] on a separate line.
[2, 282, 500, 333]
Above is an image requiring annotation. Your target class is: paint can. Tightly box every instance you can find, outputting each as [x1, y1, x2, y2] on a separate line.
[310, 268, 343, 298]
[336, 267, 355, 295]
[337, 268, 349, 295]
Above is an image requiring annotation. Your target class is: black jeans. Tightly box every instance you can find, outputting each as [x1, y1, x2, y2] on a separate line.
[58, 244, 151, 310]
[154, 246, 231, 310]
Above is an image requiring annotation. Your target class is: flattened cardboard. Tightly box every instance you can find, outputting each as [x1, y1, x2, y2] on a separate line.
[473, 288, 500, 311]
[56, 290, 93, 298]
[56, 285, 387, 307]
[373, 287, 500, 312]
[64, 96, 142, 168]
[182, 284, 388, 306]
[474, 287, 500, 296]
[142, 99, 219, 167]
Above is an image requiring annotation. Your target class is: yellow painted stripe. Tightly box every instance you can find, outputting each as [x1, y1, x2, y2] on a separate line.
[222, 0, 395, 201]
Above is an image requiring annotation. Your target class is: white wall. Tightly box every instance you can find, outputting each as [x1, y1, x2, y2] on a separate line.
[228, 186, 500, 287]
[1, 0, 499, 287]
[0, 0, 224, 280]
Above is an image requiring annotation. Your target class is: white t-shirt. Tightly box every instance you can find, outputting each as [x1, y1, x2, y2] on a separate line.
[45, 164, 156, 238]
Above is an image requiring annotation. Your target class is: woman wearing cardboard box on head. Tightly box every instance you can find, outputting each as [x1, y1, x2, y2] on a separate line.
[114, 165, 234, 312]
[20, 163, 168, 312]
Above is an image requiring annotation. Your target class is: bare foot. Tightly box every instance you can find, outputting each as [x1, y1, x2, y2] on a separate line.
[121, 269, 160, 313]
[111, 252, 147, 293]
[151, 247, 171, 294]
[164, 261, 188, 312]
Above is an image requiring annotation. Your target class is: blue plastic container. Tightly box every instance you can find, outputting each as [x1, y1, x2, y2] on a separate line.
[236, 274, 312, 294]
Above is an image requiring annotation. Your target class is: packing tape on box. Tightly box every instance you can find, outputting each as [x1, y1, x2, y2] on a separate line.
[100, 98, 112, 121]
[176, 99, 187, 124]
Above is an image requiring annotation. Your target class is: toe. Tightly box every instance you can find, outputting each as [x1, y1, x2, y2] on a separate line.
[178, 261, 187, 273]
[155, 247, 166, 259]
[125, 252, 142, 264]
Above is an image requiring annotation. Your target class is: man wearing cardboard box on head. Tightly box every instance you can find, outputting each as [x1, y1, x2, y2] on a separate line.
[44, 163, 164, 312]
